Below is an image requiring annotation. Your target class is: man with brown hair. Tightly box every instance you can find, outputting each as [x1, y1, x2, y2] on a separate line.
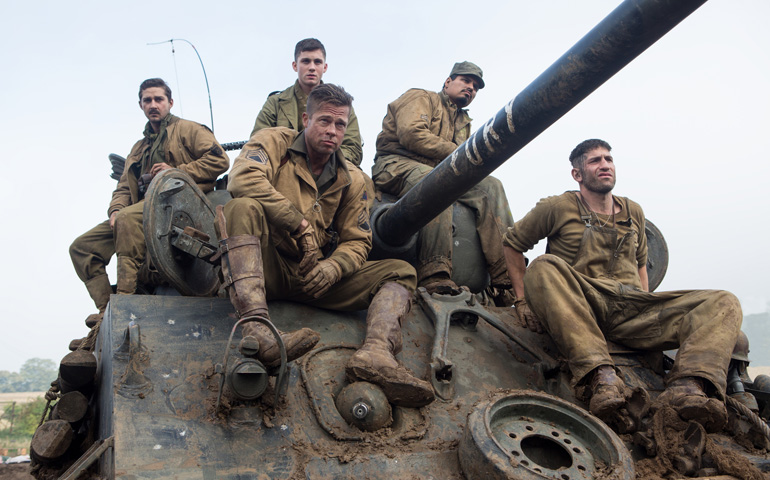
[225, 83, 434, 408]
[70, 78, 229, 320]
[503, 138, 742, 431]
[372, 62, 514, 297]
[250, 38, 363, 166]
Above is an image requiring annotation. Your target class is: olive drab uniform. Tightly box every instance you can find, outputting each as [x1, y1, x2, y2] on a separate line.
[70, 113, 229, 300]
[504, 192, 742, 397]
[251, 81, 364, 166]
[372, 89, 514, 286]
[225, 127, 416, 310]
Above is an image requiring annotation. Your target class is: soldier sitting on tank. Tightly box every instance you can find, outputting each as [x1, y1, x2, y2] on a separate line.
[223, 83, 435, 408]
[371, 61, 515, 299]
[70, 78, 229, 319]
[503, 138, 742, 431]
[250, 38, 363, 167]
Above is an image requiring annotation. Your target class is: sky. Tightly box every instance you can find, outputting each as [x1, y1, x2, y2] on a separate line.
[0, 0, 768, 372]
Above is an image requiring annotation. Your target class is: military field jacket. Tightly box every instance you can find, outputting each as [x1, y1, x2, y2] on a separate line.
[228, 127, 371, 277]
[375, 89, 471, 167]
[108, 115, 229, 217]
[250, 81, 364, 166]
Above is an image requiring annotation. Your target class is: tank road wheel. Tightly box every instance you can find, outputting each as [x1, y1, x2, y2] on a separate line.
[459, 391, 633, 480]
[144, 169, 220, 296]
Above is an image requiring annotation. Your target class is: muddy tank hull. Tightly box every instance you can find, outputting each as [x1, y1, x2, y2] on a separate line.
[95, 293, 590, 478]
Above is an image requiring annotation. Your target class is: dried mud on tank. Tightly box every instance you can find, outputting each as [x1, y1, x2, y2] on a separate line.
[633, 405, 769, 479]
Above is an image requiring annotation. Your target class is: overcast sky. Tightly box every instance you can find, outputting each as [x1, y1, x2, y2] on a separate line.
[0, 0, 767, 372]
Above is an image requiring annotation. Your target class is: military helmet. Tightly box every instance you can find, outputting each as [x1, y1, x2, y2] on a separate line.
[731, 330, 750, 362]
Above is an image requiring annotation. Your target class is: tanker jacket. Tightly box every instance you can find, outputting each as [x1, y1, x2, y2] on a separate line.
[374, 89, 472, 168]
[108, 115, 230, 217]
[250, 81, 364, 166]
[228, 127, 371, 277]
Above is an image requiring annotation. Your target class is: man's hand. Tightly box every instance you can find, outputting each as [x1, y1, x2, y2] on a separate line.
[513, 297, 543, 334]
[149, 162, 172, 175]
[109, 211, 118, 229]
[293, 222, 319, 277]
[301, 259, 342, 299]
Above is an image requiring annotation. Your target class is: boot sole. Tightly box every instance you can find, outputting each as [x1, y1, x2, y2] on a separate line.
[346, 365, 435, 408]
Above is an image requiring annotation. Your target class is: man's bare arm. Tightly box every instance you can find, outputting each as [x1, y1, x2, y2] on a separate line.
[504, 245, 527, 298]
[638, 265, 649, 292]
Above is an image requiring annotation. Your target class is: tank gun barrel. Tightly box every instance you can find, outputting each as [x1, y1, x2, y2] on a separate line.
[374, 0, 707, 249]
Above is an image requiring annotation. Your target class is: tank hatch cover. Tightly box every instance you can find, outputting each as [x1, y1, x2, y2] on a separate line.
[144, 169, 220, 296]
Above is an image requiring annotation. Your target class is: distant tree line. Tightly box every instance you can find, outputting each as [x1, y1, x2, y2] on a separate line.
[0, 358, 57, 393]
[1, 397, 46, 437]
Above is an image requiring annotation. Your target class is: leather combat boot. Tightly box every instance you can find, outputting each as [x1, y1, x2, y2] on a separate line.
[219, 233, 319, 368]
[241, 322, 320, 368]
[346, 282, 435, 408]
[419, 273, 460, 295]
[84, 274, 112, 327]
[657, 377, 728, 432]
[587, 365, 627, 418]
[116, 256, 141, 294]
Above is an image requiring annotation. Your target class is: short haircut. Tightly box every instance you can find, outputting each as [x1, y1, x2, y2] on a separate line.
[294, 38, 326, 61]
[139, 78, 172, 101]
[569, 139, 612, 170]
[306, 84, 353, 118]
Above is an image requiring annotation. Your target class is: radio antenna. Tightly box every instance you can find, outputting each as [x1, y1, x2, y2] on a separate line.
[147, 38, 215, 132]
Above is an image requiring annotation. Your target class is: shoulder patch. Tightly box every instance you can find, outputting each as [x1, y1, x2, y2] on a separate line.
[210, 144, 223, 156]
[246, 148, 269, 164]
[357, 210, 371, 232]
[361, 190, 368, 202]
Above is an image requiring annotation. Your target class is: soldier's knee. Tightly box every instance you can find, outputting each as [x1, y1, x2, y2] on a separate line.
[480, 175, 504, 191]
[527, 254, 567, 275]
[69, 238, 82, 259]
[113, 208, 141, 232]
[224, 198, 265, 223]
[712, 291, 743, 326]
[524, 254, 571, 288]
[381, 259, 417, 292]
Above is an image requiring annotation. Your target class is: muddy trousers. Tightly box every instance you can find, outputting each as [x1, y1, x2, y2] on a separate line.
[524, 254, 742, 397]
[224, 197, 417, 310]
[372, 155, 514, 284]
[113, 201, 147, 294]
[69, 220, 115, 310]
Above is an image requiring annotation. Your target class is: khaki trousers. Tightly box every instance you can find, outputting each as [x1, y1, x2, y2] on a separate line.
[372, 155, 513, 284]
[70, 220, 114, 283]
[524, 254, 742, 397]
[224, 197, 416, 311]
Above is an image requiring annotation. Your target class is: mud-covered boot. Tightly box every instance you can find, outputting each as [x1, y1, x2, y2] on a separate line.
[116, 256, 142, 295]
[218, 226, 319, 368]
[346, 282, 435, 408]
[587, 365, 627, 418]
[657, 377, 728, 432]
[419, 273, 460, 295]
[84, 274, 112, 327]
[241, 322, 320, 368]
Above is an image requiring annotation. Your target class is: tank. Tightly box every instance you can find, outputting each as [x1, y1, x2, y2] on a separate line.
[29, 0, 770, 478]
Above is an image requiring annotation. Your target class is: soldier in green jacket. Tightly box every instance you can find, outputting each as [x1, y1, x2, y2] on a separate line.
[70, 78, 229, 325]
[250, 38, 363, 166]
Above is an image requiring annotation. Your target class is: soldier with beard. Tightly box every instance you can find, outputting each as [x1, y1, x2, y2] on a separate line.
[372, 62, 514, 298]
[503, 138, 742, 432]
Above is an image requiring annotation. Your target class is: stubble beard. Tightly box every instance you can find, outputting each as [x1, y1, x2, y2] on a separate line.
[582, 170, 616, 194]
